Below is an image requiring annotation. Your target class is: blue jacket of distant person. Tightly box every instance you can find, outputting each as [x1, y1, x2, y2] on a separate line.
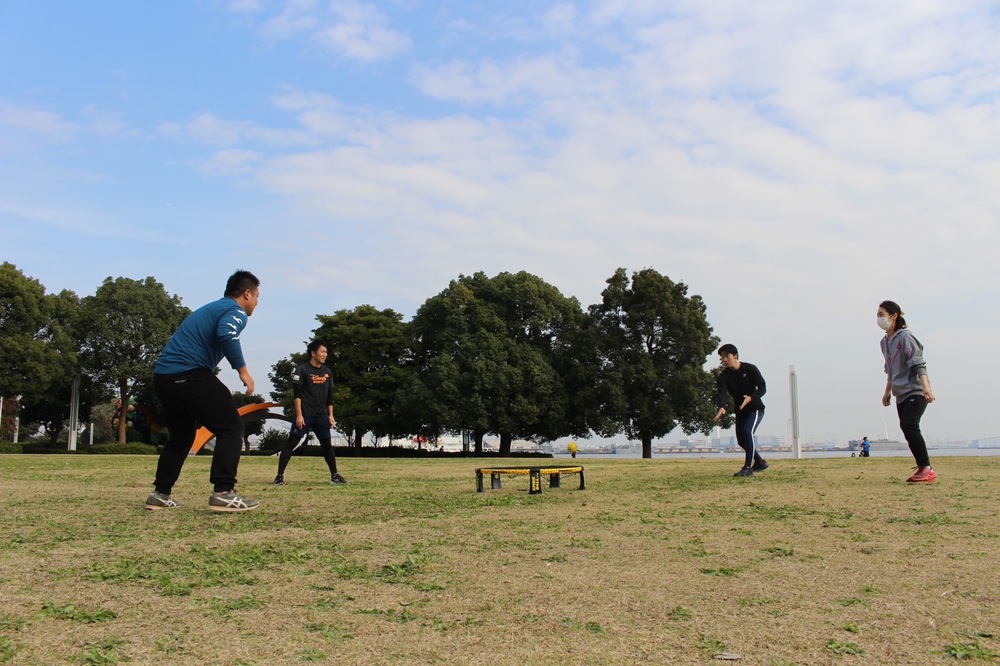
[155, 297, 249, 374]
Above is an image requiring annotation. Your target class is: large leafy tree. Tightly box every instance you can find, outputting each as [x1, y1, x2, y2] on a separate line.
[409, 271, 588, 455]
[78, 276, 189, 443]
[1, 264, 87, 444]
[24, 288, 98, 446]
[270, 305, 410, 448]
[590, 268, 720, 458]
[476, 271, 590, 451]
[19, 375, 102, 446]
[0, 262, 79, 402]
[314, 305, 410, 448]
[268, 356, 299, 408]
[406, 279, 494, 451]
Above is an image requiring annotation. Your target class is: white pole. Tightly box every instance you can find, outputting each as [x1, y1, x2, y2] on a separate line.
[68, 376, 80, 451]
[789, 365, 801, 459]
[0, 396, 4, 439]
[89, 422, 94, 446]
[12, 395, 19, 444]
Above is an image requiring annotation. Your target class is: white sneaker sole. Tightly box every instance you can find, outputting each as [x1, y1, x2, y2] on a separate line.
[208, 502, 260, 512]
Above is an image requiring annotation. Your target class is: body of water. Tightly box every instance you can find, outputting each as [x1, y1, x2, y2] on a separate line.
[554, 447, 1000, 460]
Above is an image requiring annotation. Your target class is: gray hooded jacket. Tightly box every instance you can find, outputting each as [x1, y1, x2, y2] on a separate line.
[880, 329, 927, 402]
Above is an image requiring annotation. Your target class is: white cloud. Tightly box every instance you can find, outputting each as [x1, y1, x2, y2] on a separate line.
[314, 1, 410, 62]
[254, 0, 409, 62]
[203, 148, 262, 176]
[159, 112, 319, 148]
[0, 100, 77, 139]
[541, 3, 578, 38]
[229, 0, 265, 13]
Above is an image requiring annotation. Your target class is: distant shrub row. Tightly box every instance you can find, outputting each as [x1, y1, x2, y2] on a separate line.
[0, 441, 157, 455]
[0, 440, 551, 458]
[247, 445, 552, 459]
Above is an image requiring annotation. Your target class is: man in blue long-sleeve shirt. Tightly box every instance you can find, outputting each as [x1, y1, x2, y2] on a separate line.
[145, 270, 261, 512]
[713, 343, 769, 478]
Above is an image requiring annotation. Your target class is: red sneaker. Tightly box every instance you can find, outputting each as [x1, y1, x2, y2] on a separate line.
[906, 467, 937, 483]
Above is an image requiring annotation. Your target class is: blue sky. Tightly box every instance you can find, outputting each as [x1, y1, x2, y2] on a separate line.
[2, 1, 998, 445]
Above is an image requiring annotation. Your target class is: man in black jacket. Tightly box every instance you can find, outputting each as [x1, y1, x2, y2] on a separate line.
[273, 340, 346, 485]
[713, 343, 768, 477]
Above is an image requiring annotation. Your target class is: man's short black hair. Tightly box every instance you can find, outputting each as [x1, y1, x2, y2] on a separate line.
[225, 270, 260, 298]
[307, 340, 327, 355]
[718, 343, 739, 357]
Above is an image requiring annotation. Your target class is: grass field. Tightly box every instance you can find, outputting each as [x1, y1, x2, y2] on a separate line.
[0, 453, 997, 665]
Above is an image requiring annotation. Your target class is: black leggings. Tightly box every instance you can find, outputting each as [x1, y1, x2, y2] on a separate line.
[277, 414, 338, 476]
[897, 394, 930, 468]
[153, 369, 244, 494]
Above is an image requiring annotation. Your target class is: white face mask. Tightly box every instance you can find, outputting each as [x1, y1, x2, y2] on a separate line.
[877, 315, 892, 331]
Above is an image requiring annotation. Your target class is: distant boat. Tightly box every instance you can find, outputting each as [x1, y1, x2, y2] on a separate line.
[581, 444, 617, 454]
[869, 438, 907, 451]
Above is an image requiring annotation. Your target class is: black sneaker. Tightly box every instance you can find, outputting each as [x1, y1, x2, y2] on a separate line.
[752, 459, 769, 472]
[330, 473, 347, 484]
[733, 467, 754, 477]
[273, 476, 285, 486]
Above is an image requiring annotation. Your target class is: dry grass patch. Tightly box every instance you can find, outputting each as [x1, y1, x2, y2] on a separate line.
[0, 454, 997, 664]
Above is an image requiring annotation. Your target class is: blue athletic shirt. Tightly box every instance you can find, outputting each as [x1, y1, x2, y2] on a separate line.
[155, 297, 248, 374]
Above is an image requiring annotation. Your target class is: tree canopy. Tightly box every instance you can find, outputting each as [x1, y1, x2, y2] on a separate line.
[5, 265, 727, 454]
[270, 305, 410, 448]
[589, 268, 720, 458]
[408, 271, 587, 454]
[78, 276, 189, 443]
[313, 305, 410, 447]
[0, 262, 79, 403]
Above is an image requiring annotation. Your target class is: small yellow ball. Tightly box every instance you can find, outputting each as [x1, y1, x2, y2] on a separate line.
[567, 441, 578, 454]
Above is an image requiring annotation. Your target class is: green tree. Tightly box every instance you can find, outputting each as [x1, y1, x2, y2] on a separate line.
[0, 263, 79, 403]
[86, 400, 119, 444]
[19, 374, 102, 446]
[331, 307, 409, 447]
[309, 305, 409, 448]
[589, 268, 720, 458]
[22, 289, 99, 445]
[268, 355, 299, 408]
[409, 272, 587, 455]
[78, 276, 190, 443]
[406, 279, 489, 451]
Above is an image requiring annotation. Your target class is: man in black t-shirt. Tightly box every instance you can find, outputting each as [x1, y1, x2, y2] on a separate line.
[713, 343, 768, 477]
[273, 340, 346, 485]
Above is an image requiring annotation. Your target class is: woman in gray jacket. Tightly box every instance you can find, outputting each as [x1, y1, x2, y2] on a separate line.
[878, 300, 937, 483]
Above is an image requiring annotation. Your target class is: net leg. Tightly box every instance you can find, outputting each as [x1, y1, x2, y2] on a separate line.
[529, 468, 542, 494]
